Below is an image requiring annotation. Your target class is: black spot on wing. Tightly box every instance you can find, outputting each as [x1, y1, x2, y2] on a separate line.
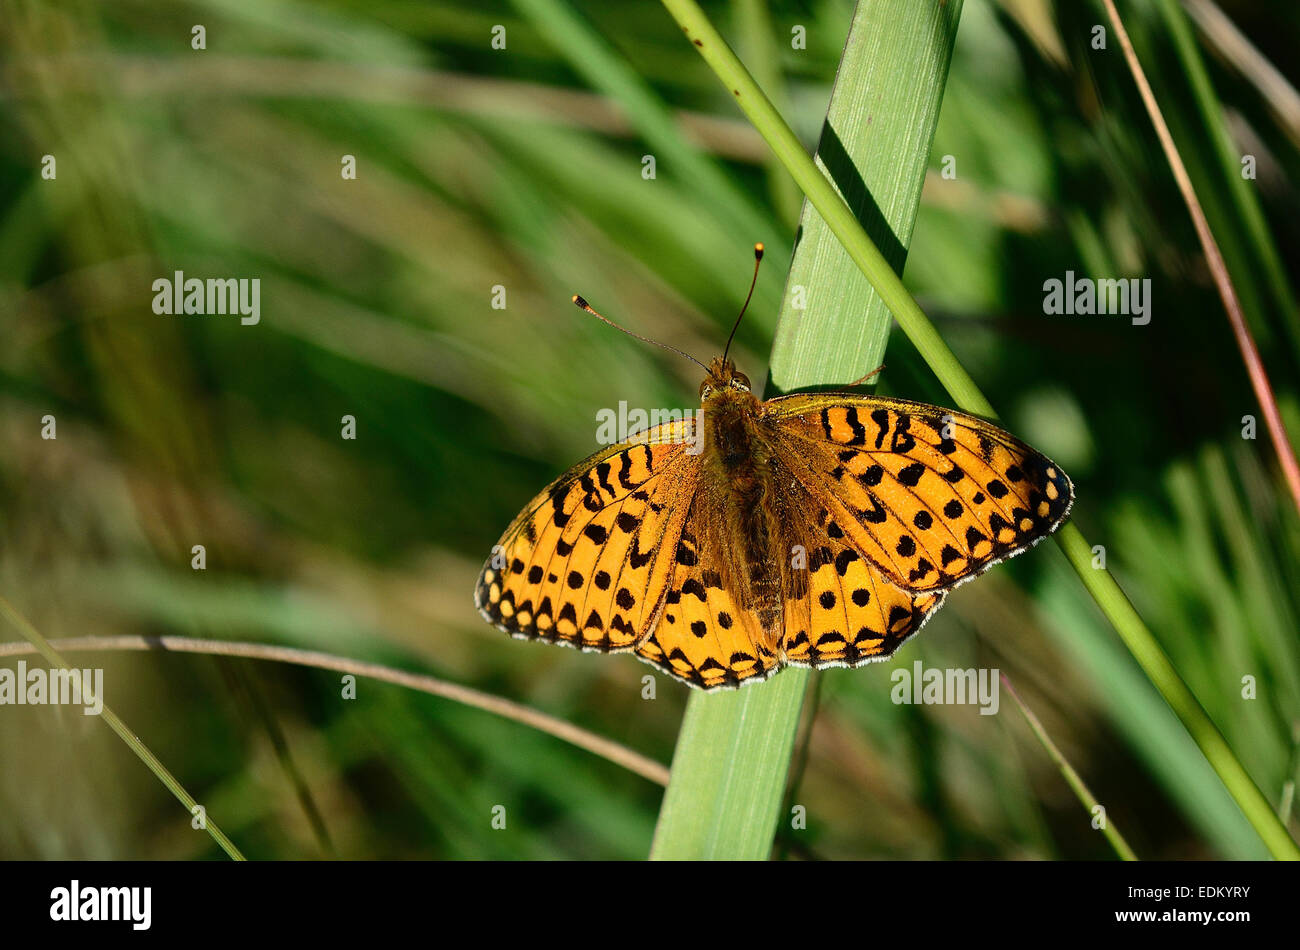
[897, 462, 926, 487]
[890, 414, 916, 452]
[834, 549, 859, 576]
[594, 461, 615, 498]
[629, 536, 653, 569]
[908, 558, 934, 583]
[579, 472, 602, 511]
[845, 408, 867, 445]
[869, 408, 889, 449]
[859, 494, 888, 524]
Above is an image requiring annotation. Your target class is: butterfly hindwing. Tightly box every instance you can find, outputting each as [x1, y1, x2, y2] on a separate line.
[781, 524, 946, 669]
[770, 394, 1073, 593]
[475, 419, 697, 652]
[774, 491, 951, 670]
[635, 503, 781, 689]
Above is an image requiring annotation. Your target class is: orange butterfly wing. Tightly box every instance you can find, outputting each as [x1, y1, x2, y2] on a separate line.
[634, 502, 782, 689]
[769, 394, 1073, 593]
[475, 419, 697, 653]
[780, 513, 946, 669]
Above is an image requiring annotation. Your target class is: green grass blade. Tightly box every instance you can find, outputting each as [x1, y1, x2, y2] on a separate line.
[650, 0, 963, 860]
[650, 672, 808, 857]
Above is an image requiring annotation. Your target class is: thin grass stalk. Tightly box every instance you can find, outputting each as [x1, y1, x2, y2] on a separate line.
[1002, 674, 1139, 860]
[0, 634, 671, 787]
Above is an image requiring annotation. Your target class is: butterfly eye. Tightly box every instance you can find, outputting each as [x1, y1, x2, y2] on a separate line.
[699, 384, 714, 399]
[730, 375, 750, 392]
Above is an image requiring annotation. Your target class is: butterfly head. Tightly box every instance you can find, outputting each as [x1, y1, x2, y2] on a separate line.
[699, 356, 752, 401]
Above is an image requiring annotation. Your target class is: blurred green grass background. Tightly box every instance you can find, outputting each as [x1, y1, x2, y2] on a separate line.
[1, 0, 1298, 859]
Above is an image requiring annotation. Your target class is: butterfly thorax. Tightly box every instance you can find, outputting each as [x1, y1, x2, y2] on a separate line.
[697, 355, 764, 475]
[698, 356, 765, 475]
[698, 358, 784, 631]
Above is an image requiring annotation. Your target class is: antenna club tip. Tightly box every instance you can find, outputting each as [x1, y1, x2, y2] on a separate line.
[572, 294, 588, 308]
[754, 243, 764, 258]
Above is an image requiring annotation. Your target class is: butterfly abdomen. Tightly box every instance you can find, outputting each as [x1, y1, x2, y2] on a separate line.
[702, 390, 784, 632]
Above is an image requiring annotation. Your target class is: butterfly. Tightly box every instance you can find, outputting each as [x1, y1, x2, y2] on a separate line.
[475, 246, 1073, 690]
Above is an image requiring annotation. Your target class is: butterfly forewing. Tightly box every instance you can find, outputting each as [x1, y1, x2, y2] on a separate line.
[770, 394, 1073, 593]
[475, 419, 697, 652]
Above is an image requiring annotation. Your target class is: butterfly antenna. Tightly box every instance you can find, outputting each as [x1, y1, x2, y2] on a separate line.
[571, 295, 710, 373]
[849, 363, 885, 387]
[722, 243, 764, 363]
